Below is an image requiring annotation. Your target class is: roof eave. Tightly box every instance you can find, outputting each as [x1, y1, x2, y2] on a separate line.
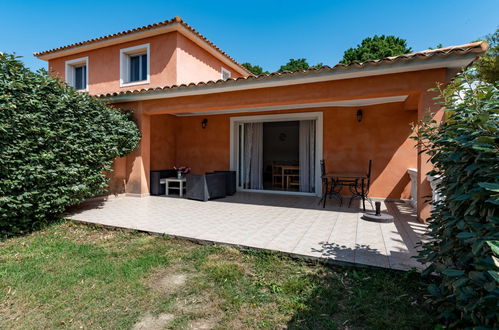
[34, 20, 251, 76]
[104, 53, 479, 103]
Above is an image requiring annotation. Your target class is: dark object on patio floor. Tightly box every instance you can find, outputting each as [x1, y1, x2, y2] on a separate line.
[362, 201, 394, 223]
[214, 171, 237, 196]
[186, 172, 227, 201]
[150, 169, 177, 195]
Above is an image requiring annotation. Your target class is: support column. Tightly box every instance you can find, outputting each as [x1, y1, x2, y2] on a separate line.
[125, 103, 151, 196]
[417, 91, 444, 222]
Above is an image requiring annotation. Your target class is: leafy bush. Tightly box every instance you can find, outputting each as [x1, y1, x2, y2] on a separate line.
[0, 53, 140, 237]
[416, 73, 498, 328]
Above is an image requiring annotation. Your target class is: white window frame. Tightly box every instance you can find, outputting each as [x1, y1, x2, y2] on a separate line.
[65, 57, 88, 91]
[221, 67, 231, 80]
[120, 43, 150, 87]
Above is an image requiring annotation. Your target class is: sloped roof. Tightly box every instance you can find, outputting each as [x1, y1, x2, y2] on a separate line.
[34, 16, 251, 75]
[99, 41, 488, 100]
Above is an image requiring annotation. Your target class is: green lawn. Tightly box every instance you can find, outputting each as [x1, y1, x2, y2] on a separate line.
[0, 221, 436, 329]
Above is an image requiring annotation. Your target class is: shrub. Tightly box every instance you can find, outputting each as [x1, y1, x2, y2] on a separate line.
[415, 73, 498, 328]
[0, 53, 140, 237]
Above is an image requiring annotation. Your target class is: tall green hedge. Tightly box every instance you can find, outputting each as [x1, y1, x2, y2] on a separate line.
[0, 53, 140, 237]
[416, 74, 498, 328]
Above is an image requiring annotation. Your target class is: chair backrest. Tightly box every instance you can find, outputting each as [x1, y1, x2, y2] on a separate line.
[366, 160, 373, 188]
[320, 159, 326, 177]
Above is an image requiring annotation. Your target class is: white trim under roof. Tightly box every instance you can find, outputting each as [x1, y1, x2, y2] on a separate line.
[36, 23, 248, 76]
[173, 95, 409, 117]
[105, 53, 477, 103]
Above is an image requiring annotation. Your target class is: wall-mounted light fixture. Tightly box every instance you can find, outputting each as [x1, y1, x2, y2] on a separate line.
[357, 109, 363, 123]
[201, 118, 208, 129]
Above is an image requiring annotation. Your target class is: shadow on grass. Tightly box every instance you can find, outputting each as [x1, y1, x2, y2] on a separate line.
[286, 264, 437, 329]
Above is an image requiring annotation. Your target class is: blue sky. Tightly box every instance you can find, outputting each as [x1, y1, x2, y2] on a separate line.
[1, 0, 497, 72]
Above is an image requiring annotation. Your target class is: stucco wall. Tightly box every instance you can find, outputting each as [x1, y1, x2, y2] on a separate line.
[151, 114, 177, 170]
[48, 33, 178, 95]
[144, 103, 416, 200]
[48, 31, 245, 96]
[176, 33, 243, 85]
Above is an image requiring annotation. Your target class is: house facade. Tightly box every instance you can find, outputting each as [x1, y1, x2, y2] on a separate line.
[35, 17, 487, 222]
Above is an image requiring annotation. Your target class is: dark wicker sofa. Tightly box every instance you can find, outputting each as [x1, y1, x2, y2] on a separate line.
[186, 172, 227, 201]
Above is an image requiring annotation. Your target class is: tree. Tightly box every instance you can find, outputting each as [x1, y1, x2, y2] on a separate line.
[475, 28, 498, 85]
[428, 43, 443, 50]
[0, 53, 140, 237]
[278, 58, 323, 72]
[242, 62, 268, 75]
[340, 35, 412, 64]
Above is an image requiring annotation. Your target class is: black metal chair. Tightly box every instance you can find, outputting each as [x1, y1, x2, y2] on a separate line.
[319, 160, 329, 208]
[347, 160, 373, 211]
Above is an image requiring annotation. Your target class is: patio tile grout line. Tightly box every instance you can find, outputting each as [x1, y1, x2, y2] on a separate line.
[289, 212, 325, 253]
[240, 206, 296, 246]
[264, 208, 309, 249]
[377, 209, 391, 269]
[323, 211, 341, 259]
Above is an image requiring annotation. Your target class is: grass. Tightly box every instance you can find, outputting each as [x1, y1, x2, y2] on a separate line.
[0, 221, 436, 329]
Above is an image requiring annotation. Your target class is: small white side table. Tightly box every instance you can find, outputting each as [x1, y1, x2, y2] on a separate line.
[160, 177, 186, 197]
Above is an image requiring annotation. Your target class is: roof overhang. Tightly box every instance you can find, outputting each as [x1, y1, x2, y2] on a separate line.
[172, 95, 409, 116]
[35, 22, 249, 76]
[106, 53, 478, 103]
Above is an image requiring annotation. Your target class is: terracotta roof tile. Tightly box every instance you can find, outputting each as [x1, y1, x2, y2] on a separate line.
[98, 41, 488, 99]
[34, 16, 251, 75]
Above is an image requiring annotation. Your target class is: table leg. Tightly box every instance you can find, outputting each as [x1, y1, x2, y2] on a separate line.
[361, 178, 366, 212]
[179, 181, 184, 197]
[165, 181, 169, 196]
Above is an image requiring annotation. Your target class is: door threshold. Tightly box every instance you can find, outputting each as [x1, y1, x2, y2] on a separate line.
[237, 189, 318, 197]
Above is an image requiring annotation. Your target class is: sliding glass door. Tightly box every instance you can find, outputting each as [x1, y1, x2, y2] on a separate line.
[234, 115, 319, 195]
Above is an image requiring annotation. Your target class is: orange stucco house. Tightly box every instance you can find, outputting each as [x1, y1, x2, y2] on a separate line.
[35, 17, 487, 222]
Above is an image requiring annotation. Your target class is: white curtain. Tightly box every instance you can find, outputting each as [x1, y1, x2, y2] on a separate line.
[243, 122, 263, 189]
[299, 120, 316, 192]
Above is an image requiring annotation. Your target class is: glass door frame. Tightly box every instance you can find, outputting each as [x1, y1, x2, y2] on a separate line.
[229, 112, 323, 196]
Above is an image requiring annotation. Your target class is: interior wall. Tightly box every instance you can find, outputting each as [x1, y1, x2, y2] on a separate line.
[262, 121, 299, 172]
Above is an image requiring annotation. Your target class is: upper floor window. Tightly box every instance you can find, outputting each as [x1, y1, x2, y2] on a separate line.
[221, 67, 231, 81]
[120, 43, 150, 87]
[65, 57, 88, 91]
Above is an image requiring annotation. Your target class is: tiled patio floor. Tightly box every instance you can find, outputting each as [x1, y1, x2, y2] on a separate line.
[66, 192, 428, 271]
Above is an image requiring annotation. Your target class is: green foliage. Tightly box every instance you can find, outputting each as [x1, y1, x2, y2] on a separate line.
[340, 35, 412, 64]
[475, 28, 499, 85]
[241, 62, 268, 75]
[277, 58, 323, 72]
[415, 73, 499, 328]
[0, 53, 140, 237]
[428, 43, 444, 50]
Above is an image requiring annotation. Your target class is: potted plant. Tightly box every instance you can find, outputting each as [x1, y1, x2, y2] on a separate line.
[174, 166, 190, 179]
